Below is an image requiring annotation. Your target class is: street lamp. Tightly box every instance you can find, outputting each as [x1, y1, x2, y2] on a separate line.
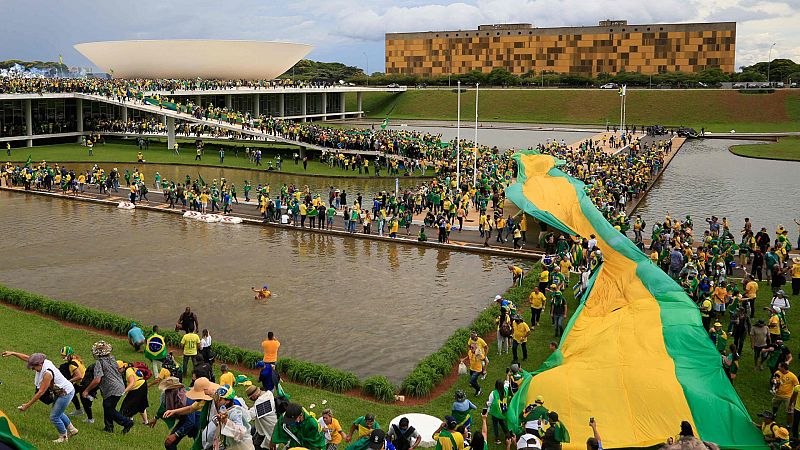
[363, 52, 369, 86]
[767, 43, 776, 84]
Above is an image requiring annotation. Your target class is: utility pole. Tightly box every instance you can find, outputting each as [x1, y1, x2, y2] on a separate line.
[767, 43, 776, 85]
[473, 82, 479, 187]
[456, 80, 461, 187]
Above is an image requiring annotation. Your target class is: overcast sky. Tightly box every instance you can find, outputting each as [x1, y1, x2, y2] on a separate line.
[2, 0, 798, 73]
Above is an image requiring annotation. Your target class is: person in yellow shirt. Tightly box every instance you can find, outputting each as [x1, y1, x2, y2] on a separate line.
[559, 257, 573, 285]
[511, 316, 530, 361]
[508, 265, 524, 286]
[180, 331, 200, 381]
[528, 287, 546, 328]
[468, 331, 488, 358]
[218, 364, 235, 387]
[120, 361, 149, 424]
[538, 268, 550, 292]
[743, 275, 759, 318]
[712, 281, 728, 320]
[791, 256, 800, 296]
[320, 408, 346, 449]
[772, 363, 799, 424]
[462, 343, 487, 396]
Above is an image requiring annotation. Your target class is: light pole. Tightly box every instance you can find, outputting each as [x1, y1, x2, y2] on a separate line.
[473, 82, 479, 187]
[456, 80, 461, 187]
[363, 52, 369, 86]
[767, 43, 776, 84]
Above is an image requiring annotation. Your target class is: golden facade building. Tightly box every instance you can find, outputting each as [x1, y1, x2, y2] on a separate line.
[385, 20, 736, 77]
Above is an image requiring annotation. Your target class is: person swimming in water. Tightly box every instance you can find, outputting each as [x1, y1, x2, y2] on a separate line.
[251, 285, 272, 300]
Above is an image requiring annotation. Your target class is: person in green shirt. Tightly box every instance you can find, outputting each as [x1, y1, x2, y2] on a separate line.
[418, 226, 427, 242]
[486, 380, 510, 445]
[271, 403, 325, 450]
[326, 205, 336, 230]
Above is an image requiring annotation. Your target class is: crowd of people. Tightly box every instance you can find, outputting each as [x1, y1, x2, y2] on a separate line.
[0, 76, 335, 95]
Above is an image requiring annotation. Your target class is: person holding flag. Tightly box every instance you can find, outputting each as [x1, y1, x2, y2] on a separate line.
[380, 118, 389, 130]
[144, 325, 167, 375]
[271, 403, 326, 450]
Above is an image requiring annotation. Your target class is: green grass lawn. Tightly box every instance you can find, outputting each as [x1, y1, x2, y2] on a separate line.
[3, 140, 426, 178]
[0, 270, 782, 449]
[346, 89, 800, 133]
[730, 137, 800, 161]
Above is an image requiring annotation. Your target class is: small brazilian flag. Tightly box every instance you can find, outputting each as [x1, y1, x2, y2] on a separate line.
[198, 174, 206, 186]
[24, 155, 32, 168]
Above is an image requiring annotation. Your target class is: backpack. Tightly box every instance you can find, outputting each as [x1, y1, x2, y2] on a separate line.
[499, 321, 513, 338]
[131, 361, 153, 380]
[162, 356, 183, 380]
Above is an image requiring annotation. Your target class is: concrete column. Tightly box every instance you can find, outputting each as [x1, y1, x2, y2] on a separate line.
[340, 92, 346, 119]
[121, 105, 128, 123]
[278, 93, 285, 117]
[357, 92, 363, 118]
[76, 98, 84, 143]
[301, 93, 307, 122]
[24, 99, 32, 147]
[225, 94, 232, 109]
[195, 95, 201, 106]
[166, 116, 176, 150]
[253, 94, 260, 118]
[162, 115, 167, 126]
[321, 93, 327, 121]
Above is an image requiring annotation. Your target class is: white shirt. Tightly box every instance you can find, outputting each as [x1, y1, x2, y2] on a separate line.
[200, 335, 212, 350]
[587, 238, 598, 251]
[248, 391, 277, 448]
[35, 359, 75, 395]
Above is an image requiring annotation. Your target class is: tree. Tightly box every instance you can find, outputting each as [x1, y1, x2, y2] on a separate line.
[486, 68, 519, 86]
[733, 71, 767, 82]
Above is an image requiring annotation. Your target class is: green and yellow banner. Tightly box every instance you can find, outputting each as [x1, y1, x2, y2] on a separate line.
[504, 151, 764, 449]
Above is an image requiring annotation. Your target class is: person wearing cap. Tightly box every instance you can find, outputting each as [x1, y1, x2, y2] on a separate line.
[57, 346, 87, 419]
[791, 256, 800, 296]
[149, 377, 198, 450]
[432, 415, 465, 450]
[387, 417, 421, 450]
[511, 316, 531, 362]
[271, 402, 326, 450]
[540, 411, 570, 450]
[522, 397, 549, 424]
[767, 307, 785, 343]
[1, 350, 79, 443]
[451, 390, 477, 433]
[246, 385, 278, 449]
[347, 413, 380, 442]
[515, 419, 543, 450]
[208, 384, 255, 449]
[711, 281, 728, 321]
[709, 322, 728, 354]
[319, 408, 346, 450]
[771, 290, 791, 313]
[756, 410, 790, 447]
[549, 290, 568, 339]
[82, 341, 134, 434]
[127, 322, 145, 352]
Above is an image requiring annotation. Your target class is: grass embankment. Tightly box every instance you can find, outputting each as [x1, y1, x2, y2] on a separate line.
[730, 136, 800, 161]
[346, 89, 800, 133]
[0, 272, 782, 449]
[3, 140, 425, 178]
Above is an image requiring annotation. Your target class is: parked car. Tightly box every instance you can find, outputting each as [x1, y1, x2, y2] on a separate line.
[732, 83, 746, 89]
[791, 82, 799, 88]
[677, 127, 699, 138]
[388, 83, 400, 88]
[599, 83, 618, 89]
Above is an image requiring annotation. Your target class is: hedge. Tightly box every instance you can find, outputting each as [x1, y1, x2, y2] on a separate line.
[1, 265, 539, 400]
[399, 263, 540, 397]
[0, 284, 360, 394]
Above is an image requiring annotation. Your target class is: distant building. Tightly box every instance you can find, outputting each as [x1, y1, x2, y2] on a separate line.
[385, 20, 736, 77]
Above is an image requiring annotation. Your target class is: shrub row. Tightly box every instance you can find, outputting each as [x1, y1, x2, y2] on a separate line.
[361, 376, 397, 403]
[0, 285, 368, 397]
[399, 263, 540, 397]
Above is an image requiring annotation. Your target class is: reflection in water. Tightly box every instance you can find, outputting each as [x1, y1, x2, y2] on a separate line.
[635, 139, 798, 236]
[0, 191, 519, 381]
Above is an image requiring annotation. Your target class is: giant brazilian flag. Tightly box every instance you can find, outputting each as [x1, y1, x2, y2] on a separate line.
[504, 151, 764, 449]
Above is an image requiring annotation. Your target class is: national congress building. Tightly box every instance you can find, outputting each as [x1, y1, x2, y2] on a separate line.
[385, 20, 736, 77]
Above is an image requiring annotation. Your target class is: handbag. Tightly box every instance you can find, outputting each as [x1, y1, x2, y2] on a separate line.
[458, 361, 468, 375]
[37, 369, 67, 405]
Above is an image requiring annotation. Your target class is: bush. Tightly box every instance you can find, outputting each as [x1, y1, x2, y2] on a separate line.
[277, 358, 359, 392]
[362, 376, 396, 403]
